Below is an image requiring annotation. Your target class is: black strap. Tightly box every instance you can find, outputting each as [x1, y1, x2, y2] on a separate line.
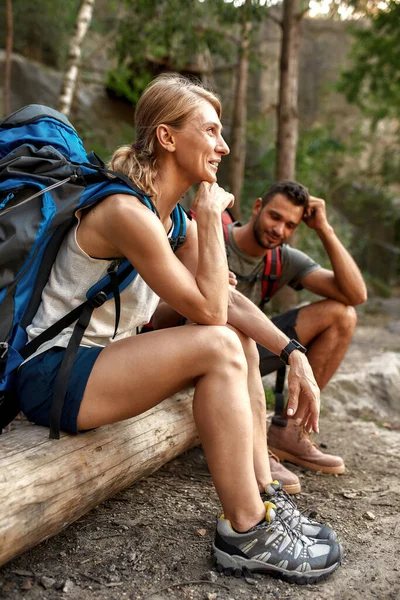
[271, 365, 288, 427]
[49, 302, 96, 439]
[108, 263, 121, 339]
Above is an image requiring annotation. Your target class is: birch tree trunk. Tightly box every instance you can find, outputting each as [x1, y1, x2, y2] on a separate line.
[3, 0, 13, 117]
[58, 0, 96, 116]
[229, 13, 252, 221]
[275, 0, 304, 181]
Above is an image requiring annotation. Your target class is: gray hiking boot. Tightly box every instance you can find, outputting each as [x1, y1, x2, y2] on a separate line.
[212, 501, 342, 584]
[262, 481, 337, 541]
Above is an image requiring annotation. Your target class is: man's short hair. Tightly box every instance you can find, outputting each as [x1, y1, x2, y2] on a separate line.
[261, 180, 309, 209]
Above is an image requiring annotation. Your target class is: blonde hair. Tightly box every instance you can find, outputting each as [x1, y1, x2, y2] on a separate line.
[109, 73, 221, 200]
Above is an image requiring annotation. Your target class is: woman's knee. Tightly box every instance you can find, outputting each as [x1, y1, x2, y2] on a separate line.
[229, 327, 260, 369]
[201, 325, 248, 374]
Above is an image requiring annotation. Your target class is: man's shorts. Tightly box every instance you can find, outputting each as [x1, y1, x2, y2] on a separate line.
[16, 346, 103, 434]
[257, 307, 300, 377]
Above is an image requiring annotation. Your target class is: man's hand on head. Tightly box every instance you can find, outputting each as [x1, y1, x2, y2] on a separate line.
[302, 196, 330, 233]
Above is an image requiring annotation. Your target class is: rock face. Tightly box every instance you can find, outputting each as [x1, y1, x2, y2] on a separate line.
[0, 50, 136, 157]
[263, 321, 400, 420]
[322, 351, 400, 417]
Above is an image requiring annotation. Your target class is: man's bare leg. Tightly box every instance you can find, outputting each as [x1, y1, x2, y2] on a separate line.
[295, 299, 357, 390]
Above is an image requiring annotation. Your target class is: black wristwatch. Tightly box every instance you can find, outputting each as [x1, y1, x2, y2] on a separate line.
[280, 339, 307, 365]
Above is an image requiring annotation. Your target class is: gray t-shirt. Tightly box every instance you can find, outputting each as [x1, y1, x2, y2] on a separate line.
[226, 223, 320, 307]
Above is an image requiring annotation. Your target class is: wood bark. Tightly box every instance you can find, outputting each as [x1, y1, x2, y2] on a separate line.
[229, 16, 252, 221]
[274, 1, 308, 311]
[58, 0, 95, 116]
[0, 388, 198, 567]
[275, 0, 302, 181]
[3, 0, 13, 116]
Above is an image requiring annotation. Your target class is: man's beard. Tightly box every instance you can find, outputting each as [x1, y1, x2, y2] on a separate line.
[253, 215, 280, 249]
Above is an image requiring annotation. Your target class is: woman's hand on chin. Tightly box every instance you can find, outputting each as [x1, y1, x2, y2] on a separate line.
[192, 182, 234, 217]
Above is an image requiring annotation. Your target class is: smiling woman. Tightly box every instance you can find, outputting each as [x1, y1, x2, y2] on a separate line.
[15, 73, 342, 585]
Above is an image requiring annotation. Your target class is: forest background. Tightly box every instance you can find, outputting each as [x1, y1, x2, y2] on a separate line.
[1, 0, 400, 305]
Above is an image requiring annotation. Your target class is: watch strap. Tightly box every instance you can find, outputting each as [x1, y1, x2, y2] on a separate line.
[280, 339, 307, 365]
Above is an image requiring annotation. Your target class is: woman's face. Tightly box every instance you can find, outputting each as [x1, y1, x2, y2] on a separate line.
[171, 100, 230, 185]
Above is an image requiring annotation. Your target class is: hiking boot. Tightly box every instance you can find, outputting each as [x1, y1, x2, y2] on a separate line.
[262, 481, 337, 541]
[269, 451, 301, 495]
[212, 502, 342, 584]
[268, 420, 345, 474]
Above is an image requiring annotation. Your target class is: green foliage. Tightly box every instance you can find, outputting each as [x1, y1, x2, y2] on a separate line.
[0, 0, 80, 68]
[264, 386, 276, 411]
[364, 274, 392, 298]
[107, 0, 266, 103]
[295, 127, 347, 198]
[242, 124, 350, 216]
[338, 1, 400, 124]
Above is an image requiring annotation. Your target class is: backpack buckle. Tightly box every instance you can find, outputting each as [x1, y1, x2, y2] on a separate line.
[0, 342, 8, 359]
[89, 291, 107, 308]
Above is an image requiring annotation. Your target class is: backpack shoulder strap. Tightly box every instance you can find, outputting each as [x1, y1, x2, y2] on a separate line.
[260, 246, 282, 306]
[170, 203, 187, 251]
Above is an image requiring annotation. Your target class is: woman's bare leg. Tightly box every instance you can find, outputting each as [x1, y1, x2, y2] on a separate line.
[227, 326, 272, 490]
[78, 325, 265, 532]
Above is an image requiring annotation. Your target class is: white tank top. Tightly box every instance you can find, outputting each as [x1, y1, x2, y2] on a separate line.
[26, 212, 161, 358]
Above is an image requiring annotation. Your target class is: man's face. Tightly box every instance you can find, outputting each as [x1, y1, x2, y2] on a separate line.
[252, 194, 304, 249]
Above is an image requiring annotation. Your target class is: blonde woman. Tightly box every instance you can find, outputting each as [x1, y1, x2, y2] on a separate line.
[17, 74, 341, 584]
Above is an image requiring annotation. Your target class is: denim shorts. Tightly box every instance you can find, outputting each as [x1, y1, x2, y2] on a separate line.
[16, 346, 103, 434]
[257, 307, 300, 376]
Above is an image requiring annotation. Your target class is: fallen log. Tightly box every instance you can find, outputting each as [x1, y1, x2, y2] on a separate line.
[0, 388, 198, 567]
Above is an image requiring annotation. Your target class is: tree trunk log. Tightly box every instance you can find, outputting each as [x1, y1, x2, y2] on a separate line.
[0, 388, 198, 567]
[58, 0, 95, 116]
[229, 18, 252, 221]
[275, 0, 302, 181]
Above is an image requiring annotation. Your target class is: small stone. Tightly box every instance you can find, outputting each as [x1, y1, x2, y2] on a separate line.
[207, 593, 217, 600]
[364, 511, 376, 521]
[196, 528, 207, 536]
[343, 491, 358, 499]
[207, 570, 219, 583]
[63, 579, 75, 593]
[55, 580, 65, 590]
[20, 578, 33, 591]
[40, 576, 56, 589]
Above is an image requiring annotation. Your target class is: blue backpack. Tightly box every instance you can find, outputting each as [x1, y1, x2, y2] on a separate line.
[0, 105, 186, 438]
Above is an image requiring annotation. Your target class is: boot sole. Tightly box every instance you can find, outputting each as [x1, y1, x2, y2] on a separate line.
[211, 545, 341, 585]
[282, 481, 301, 494]
[269, 447, 345, 474]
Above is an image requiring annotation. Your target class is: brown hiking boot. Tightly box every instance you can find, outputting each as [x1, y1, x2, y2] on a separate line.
[269, 451, 301, 494]
[268, 420, 345, 474]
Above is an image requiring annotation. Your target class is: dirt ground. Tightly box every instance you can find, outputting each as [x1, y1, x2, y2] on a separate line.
[1, 302, 400, 600]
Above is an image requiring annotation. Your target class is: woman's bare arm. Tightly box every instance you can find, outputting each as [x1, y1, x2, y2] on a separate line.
[78, 185, 233, 326]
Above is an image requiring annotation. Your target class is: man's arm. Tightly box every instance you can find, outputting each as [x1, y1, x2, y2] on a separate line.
[300, 196, 367, 306]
